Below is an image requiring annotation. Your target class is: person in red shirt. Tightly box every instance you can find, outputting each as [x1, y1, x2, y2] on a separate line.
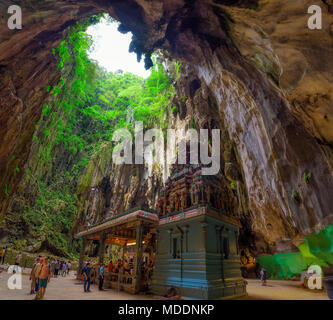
[108, 261, 113, 273]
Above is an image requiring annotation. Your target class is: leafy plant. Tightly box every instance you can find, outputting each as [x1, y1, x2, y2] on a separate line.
[230, 182, 236, 190]
[291, 189, 301, 202]
[302, 172, 311, 184]
[174, 61, 181, 80]
[190, 118, 195, 128]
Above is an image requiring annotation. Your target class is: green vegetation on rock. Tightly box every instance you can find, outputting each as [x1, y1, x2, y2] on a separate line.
[257, 223, 333, 279]
[8, 16, 174, 257]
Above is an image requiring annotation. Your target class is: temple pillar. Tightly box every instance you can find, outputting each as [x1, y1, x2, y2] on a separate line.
[134, 221, 143, 293]
[183, 225, 189, 252]
[163, 199, 167, 215]
[167, 229, 173, 254]
[77, 236, 87, 279]
[156, 230, 160, 255]
[98, 232, 106, 264]
[201, 221, 208, 251]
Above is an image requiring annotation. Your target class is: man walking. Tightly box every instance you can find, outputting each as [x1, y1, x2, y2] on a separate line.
[36, 257, 51, 300]
[54, 260, 60, 277]
[0, 248, 4, 265]
[2, 247, 7, 264]
[98, 264, 105, 291]
[67, 261, 71, 275]
[51, 259, 56, 277]
[33, 258, 42, 296]
[260, 267, 267, 286]
[83, 262, 92, 293]
[29, 258, 39, 294]
[61, 261, 67, 277]
[14, 252, 22, 272]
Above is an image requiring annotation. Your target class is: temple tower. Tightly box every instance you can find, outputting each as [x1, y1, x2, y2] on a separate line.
[152, 164, 247, 299]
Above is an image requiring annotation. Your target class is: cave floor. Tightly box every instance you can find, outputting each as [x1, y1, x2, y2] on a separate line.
[0, 269, 329, 300]
[0, 269, 156, 300]
[238, 279, 329, 300]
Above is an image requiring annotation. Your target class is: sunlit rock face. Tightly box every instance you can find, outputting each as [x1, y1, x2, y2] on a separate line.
[0, 0, 333, 256]
[74, 143, 163, 229]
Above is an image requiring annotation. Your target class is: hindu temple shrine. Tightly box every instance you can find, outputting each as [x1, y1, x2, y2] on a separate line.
[75, 162, 246, 299]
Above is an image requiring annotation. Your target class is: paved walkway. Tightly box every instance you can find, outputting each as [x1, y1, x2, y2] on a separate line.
[0, 267, 329, 300]
[0, 268, 155, 300]
[239, 279, 329, 300]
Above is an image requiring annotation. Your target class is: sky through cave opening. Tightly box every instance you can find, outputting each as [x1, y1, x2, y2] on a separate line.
[86, 16, 151, 78]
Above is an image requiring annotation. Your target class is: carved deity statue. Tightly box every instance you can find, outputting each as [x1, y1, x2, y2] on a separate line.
[190, 187, 195, 206]
[194, 186, 200, 205]
[173, 194, 178, 211]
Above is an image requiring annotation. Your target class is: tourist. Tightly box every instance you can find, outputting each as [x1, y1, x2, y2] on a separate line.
[108, 261, 113, 273]
[98, 264, 105, 290]
[0, 247, 4, 265]
[34, 258, 42, 296]
[51, 259, 56, 277]
[2, 246, 7, 264]
[67, 261, 71, 275]
[91, 264, 97, 284]
[260, 267, 267, 286]
[15, 252, 22, 266]
[54, 260, 60, 277]
[95, 264, 100, 283]
[123, 260, 130, 275]
[61, 261, 67, 277]
[36, 257, 51, 300]
[29, 258, 39, 294]
[14, 252, 22, 272]
[82, 262, 92, 292]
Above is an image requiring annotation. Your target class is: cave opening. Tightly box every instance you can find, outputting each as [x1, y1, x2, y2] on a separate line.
[85, 15, 150, 78]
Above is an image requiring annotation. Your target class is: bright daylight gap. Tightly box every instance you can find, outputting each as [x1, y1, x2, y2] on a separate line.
[86, 16, 151, 78]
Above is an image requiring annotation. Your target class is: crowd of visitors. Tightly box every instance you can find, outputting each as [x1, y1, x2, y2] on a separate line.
[50, 259, 71, 277]
[81, 262, 105, 292]
[106, 258, 153, 278]
[80, 258, 154, 293]
[29, 256, 72, 299]
[0, 247, 155, 298]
